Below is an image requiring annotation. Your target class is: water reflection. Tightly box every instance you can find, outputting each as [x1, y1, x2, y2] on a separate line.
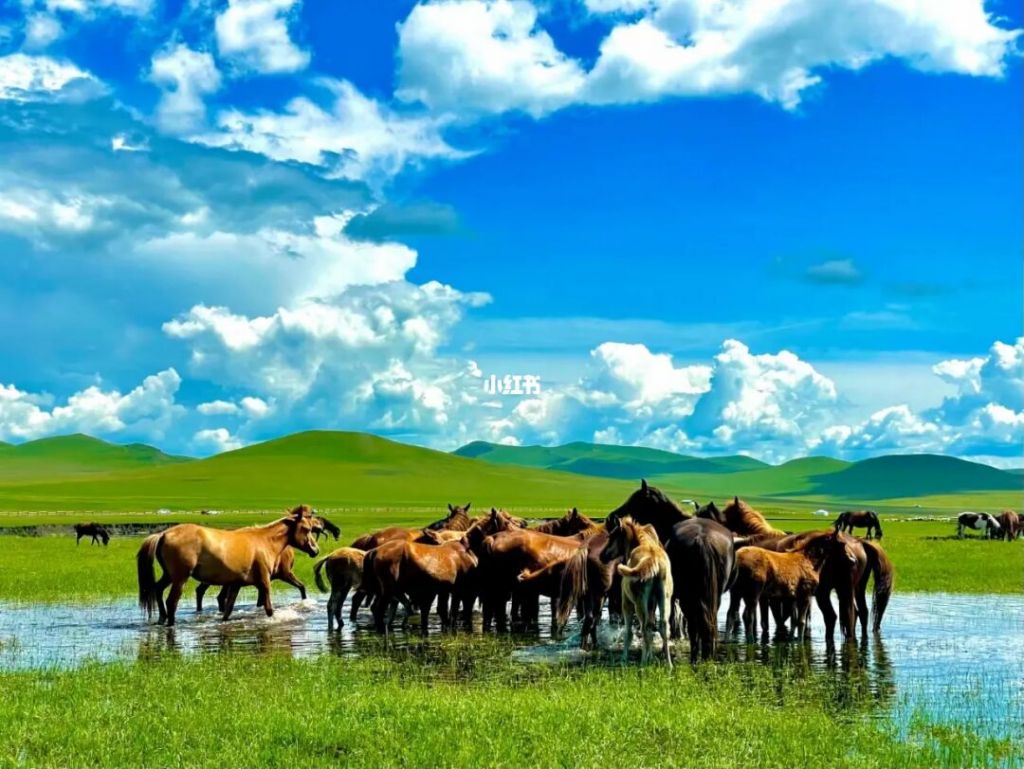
[0, 592, 1021, 740]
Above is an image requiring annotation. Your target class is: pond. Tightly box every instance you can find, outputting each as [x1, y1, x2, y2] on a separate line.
[1, 591, 1021, 743]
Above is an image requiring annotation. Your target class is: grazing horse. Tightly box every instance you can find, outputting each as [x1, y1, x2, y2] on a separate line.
[995, 511, 1020, 542]
[364, 535, 478, 635]
[728, 546, 824, 641]
[136, 505, 321, 626]
[313, 547, 367, 631]
[533, 508, 597, 536]
[607, 480, 736, 662]
[74, 523, 110, 546]
[834, 510, 883, 540]
[425, 503, 473, 531]
[599, 517, 673, 667]
[957, 512, 1001, 539]
[697, 498, 787, 538]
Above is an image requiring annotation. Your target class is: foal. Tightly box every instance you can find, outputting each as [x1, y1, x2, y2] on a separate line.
[600, 516, 673, 667]
[729, 547, 821, 641]
[313, 547, 366, 631]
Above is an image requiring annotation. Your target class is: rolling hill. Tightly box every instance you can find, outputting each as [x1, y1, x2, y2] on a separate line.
[0, 434, 191, 481]
[454, 441, 767, 479]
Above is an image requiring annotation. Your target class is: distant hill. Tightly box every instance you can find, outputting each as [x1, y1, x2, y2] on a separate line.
[0, 434, 191, 481]
[808, 454, 1024, 499]
[0, 431, 631, 512]
[454, 441, 766, 480]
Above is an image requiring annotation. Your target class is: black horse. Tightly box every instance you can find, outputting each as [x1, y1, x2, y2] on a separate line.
[833, 510, 883, 539]
[74, 522, 110, 546]
[606, 480, 737, 663]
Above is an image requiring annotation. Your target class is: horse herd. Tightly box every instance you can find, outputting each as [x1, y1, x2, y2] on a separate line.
[130, 482, 952, 664]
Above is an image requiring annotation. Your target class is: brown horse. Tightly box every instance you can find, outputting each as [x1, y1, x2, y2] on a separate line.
[996, 510, 1020, 541]
[194, 513, 339, 611]
[74, 522, 110, 546]
[600, 516, 673, 667]
[698, 497, 787, 538]
[607, 480, 736, 662]
[533, 508, 597, 536]
[425, 503, 473, 531]
[834, 510, 883, 539]
[137, 505, 321, 626]
[313, 547, 366, 631]
[364, 535, 478, 634]
[728, 546, 824, 641]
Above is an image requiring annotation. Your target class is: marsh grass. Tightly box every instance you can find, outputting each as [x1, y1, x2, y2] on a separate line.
[0, 652, 1018, 769]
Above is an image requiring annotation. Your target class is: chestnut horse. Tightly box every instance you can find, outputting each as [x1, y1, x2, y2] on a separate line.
[728, 546, 824, 641]
[533, 508, 597, 536]
[607, 481, 737, 662]
[425, 503, 473, 531]
[697, 497, 786, 538]
[313, 547, 366, 631]
[834, 510, 883, 539]
[364, 535, 478, 634]
[996, 510, 1020, 542]
[137, 505, 321, 626]
[74, 522, 110, 546]
[600, 516, 673, 667]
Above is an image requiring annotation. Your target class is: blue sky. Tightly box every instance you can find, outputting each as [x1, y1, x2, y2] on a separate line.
[0, 0, 1021, 465]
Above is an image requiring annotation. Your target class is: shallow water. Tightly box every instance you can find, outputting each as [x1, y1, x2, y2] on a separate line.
[1, 591, 1021, 741]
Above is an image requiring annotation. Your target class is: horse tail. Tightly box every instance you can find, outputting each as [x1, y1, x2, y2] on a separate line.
[617, 554, 657, 581]
[136, 533, 162, 619]
[556, 545, 589, 631]
[350, 534, 373, 550]
[313, 556, 330, 593]
[700, 544, 722, 646]
[862, 540, 894, 632]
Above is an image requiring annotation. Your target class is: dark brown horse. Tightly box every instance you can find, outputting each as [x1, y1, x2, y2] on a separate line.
[607, 480, 737, 662]
[834, 510, 883, 539]
[74, 522, 110, 546]
[533, 508, 597, 536]
[137, 505, 321, 626]
[425, 503, 473, 531]
[996, 510, 1020, 541]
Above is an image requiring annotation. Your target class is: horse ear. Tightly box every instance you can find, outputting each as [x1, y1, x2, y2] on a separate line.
[490, 508, 498, 519]
[641, 479, 648, 492]
[464, 502, 471, 513]
[448, 503, 455, 513]
[571, 507, 579, 518]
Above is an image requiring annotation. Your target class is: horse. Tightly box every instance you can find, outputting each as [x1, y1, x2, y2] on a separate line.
[834, 510, 883, 539]
[599, 516, 673, 667]
[607, 480, 736, 662]
[425, 503, 473, 531]
[313, 547, 366, 631]
[136, 505, 322, 626]
[957, 512, 1001, 539]
[697, 497, 786, 538]
[363, 535, 478, 635]
[194, 514, 339, 612]
[74, 523, 110, 546]
[532, 508, 597, 536]
[995, 510, 1020, 542]
[727, 546, 824, 641]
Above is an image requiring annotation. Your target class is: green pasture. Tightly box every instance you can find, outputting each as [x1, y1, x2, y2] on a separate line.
[0, 515, 1019, 603]
[0, 650, 1018, 769]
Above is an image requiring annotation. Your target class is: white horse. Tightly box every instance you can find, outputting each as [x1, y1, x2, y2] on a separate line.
[957, 512, 1001, 539]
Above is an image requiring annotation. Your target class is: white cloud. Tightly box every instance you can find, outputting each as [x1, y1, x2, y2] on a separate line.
[43, 0, 153, 15]
[0, 53, 102, 102]
[148, 44, 222, 134]
[24, 14, 63, 49]
[215, 0, 310, 74]
[199, 79, 464, 184]
[805, 258, 863, 285]
[197, 399, 240, 416]
[396, 0, 1020, 118]
[397, 0, 586, 117]
[0, 369, 183, 442]
[193, 427, 244, 452]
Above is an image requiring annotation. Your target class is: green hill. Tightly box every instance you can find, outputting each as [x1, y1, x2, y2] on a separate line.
[808, 454, 1024, 499]
[0, 434, 191, 481]
[453, 441, 766, 480]
[0, 431, 631, 512]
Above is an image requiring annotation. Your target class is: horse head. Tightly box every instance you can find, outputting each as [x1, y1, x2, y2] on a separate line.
[695, 500, 724, 524]
[607, 479, 692, 542]
[286, 505, 320, 557]
[600, 515, 635, 563]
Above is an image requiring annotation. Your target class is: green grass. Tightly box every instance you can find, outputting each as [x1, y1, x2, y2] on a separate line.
[1, 517, 1019, 603]
[0, 652, 1018, 769]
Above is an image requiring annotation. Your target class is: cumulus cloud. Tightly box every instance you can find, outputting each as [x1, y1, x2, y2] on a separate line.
[397, 0, 1020, 117]
[198, 79, 465, 185]
[0, 53, 103, 102]
[193, 427, 244, 452]
[148, 44, 222, 133]
[215, 0, 310, 74]
[0, 369, 183, 442]
[24, 14, 63, 49]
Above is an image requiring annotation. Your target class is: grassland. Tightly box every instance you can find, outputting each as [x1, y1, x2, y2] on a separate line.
[0, 650, 1018, 769]
[0, 516, 1019, 603]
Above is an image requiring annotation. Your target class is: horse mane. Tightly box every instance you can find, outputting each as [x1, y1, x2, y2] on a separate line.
[720, 497, 786, 536]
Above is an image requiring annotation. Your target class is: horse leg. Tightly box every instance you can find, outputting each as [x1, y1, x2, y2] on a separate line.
[278, 569, 307, 601]
[837, 587, 855, 640]
[76, 533, 82, 545]
[437, 590, 450, 630]
[258, 573, 274, 618]
[222, 585, 240, 620]
[349, 590, 366, 623]
[742, 591, 756, 642]
[195, 583, 211, 612]
[759, 594, 771, 638]
[725, 586, 741, 635]
[153, 573, 171, 624]
[326, 588, 338, 632]
[855, 581, 869, 638]
[658, 587, 672, 668]
[165, 580, 185, 627]
[334, 586, 350, 629]
[816, 588, 837, 643]
[621, 599, 634, 665]
[419, 594, 432, 637]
